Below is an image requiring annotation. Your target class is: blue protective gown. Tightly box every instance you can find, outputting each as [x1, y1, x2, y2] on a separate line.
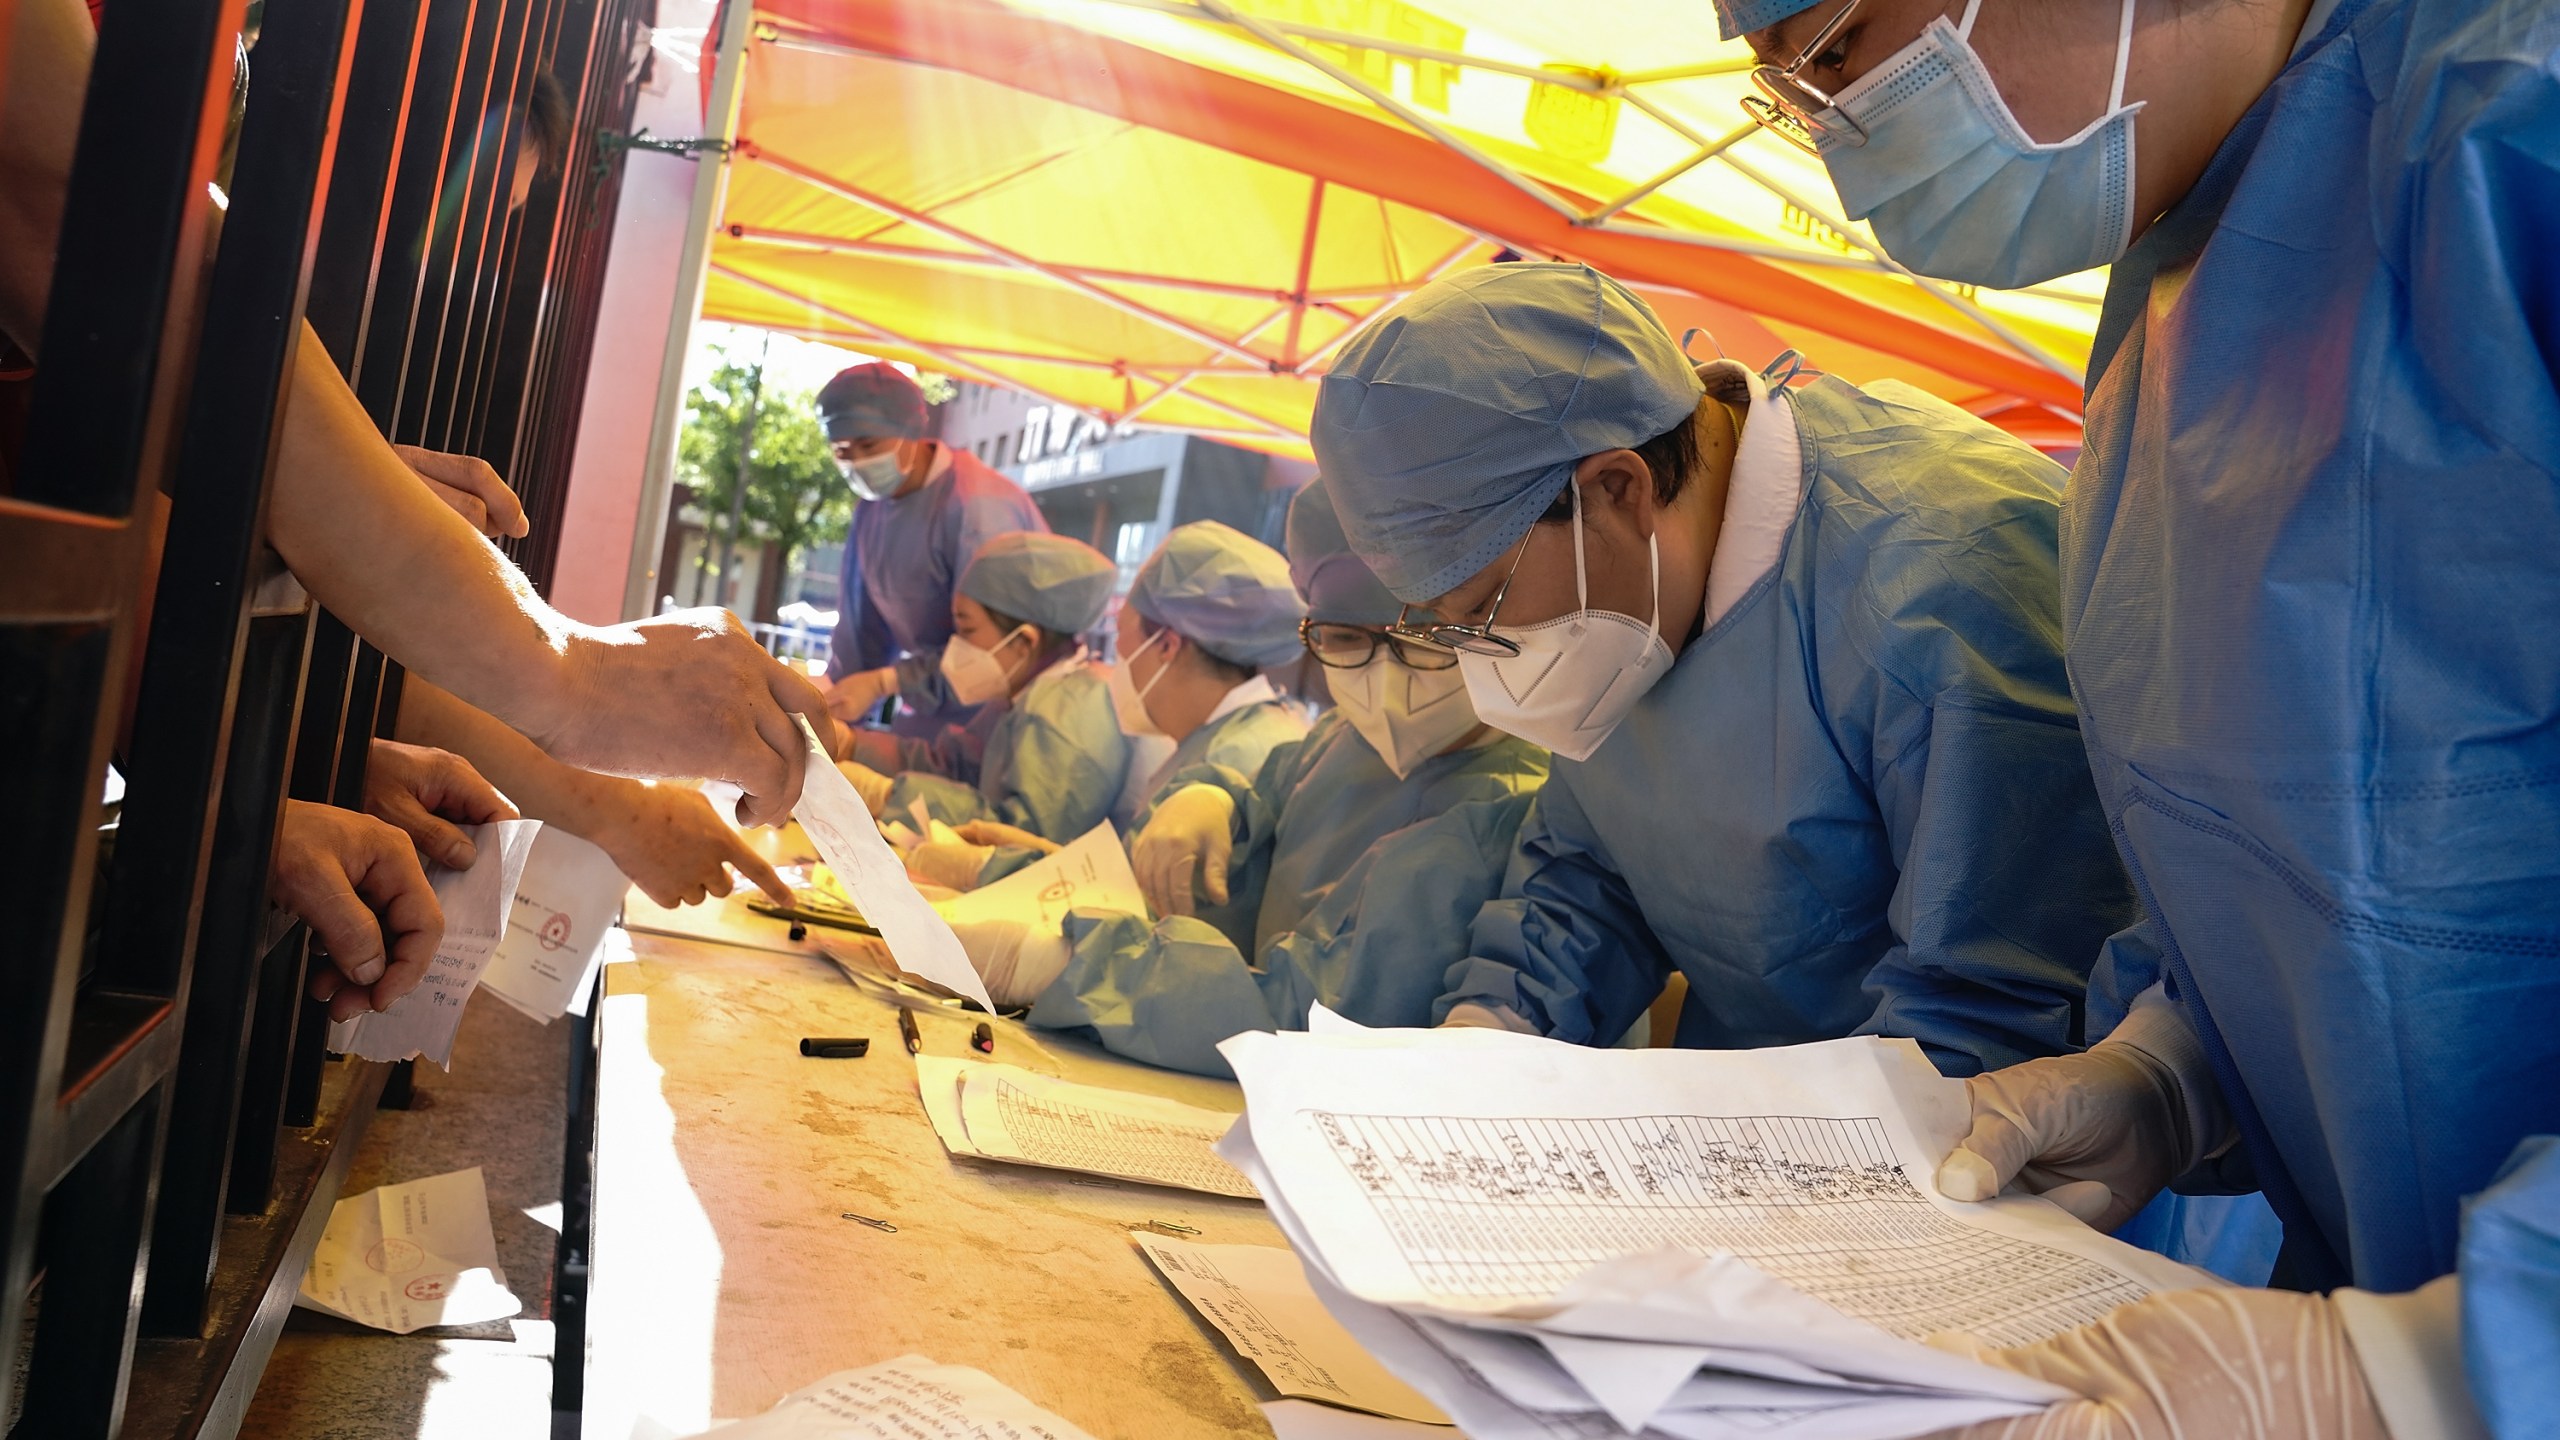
[1447, 376, 2134, 1077]
[2065, 0, 2560, 1294]
[830, 446, 1048, 737]
[1028, 713, 1548, 1075]
[885, 659, 1132, 885]
[2461, 1135, 2560, 1436]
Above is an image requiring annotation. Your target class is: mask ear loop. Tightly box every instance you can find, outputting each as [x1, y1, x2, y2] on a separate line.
[1568, 479, 1591, 616]
[1572, 477, 1663, 642]
[1957, 0, 1984, 40]
[2108, 0, 2134, 111]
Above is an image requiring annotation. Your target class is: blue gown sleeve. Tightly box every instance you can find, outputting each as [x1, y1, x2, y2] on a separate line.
[1028, 910, 1270, 1077]
[1442, 781, 1674, 1044]
[988, 686, 1132, 844]
[829, 514, 897, 682]
[2460, 1134, 2560, 1438]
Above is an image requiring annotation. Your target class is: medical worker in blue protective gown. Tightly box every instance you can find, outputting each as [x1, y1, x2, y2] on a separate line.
[930, 521, 1311, 904]
[1714, 0, 2559, 1432]
[1012, 480, 1549, 1076]
[818, 362, 1047, 749]
[832, 533, 1130, 891]
[1312, 261, 2132, 1078]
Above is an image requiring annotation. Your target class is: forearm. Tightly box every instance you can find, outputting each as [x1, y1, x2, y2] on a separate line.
[396, 677, 604, 834]
[270, 334, 583, 738]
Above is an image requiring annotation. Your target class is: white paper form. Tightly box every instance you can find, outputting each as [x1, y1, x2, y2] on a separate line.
[1132, 1234, 1450, 1424]
[686, 1356, 1097, 1439]
[933, 823, 1144, 930]
[295, 1167, 521, 1334]
[913, 1056, 1258, 1198]
[481, 827, 627, 1022]
[1219, 1031, 2205, 1339]
[1262, 1400, 1449, 1439]
[331, 819, 541, 1066]
[792, 718, 995, 1014]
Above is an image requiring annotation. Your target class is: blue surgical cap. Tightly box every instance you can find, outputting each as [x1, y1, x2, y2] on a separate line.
[960, 532, 1116, 636]
[1711, 0, 1819, 41]
[1285, 478, 1400, 626]
[815, 362, 930, 442]
[1310, 263, 1703, 604]
[1127, 521, 1308, 669]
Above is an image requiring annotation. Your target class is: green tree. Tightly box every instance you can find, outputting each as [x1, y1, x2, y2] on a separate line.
[677, 348, 850, 617]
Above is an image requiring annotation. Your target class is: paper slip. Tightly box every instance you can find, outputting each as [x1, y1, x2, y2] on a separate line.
[331, 819, 542, 1065]
[934, 822, 1144, 930]
[481, 827, 627, 1022]
[914, 1056, 1258, 1199]
[686, 1356, 1095, 1439]
[792, 718, 995, 1014]
[1216, 1028, 2223, 1440]
[296, 1167, 520, 1334]
[1133, 1234, 1448, 1424]
[1261, 1401, 1447, 1440]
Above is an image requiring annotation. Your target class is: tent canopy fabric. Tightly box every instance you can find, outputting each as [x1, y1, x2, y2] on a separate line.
[704, 0, 2101, 456]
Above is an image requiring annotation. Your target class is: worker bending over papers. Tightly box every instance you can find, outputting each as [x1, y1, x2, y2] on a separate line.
[837, 533, 1131, 890]
[996, 481, 1548, 1074]
[1312, 263, 2128, 1078]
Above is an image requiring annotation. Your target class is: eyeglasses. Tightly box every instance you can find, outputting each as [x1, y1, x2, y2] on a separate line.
[1382, 526, 1534, 659]
[1298, 619, 1459, 671]
[1741, 0, 1867, 155]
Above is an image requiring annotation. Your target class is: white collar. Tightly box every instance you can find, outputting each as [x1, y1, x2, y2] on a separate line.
[1700, 360, 1805, 630]
[1030, 645, 1087, 686]
[1203, 674, 1277, 726]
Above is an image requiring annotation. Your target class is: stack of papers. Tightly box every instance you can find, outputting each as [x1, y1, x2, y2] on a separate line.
[331, 819, 542, 1065]
[914, 1057, 1258, 1198]
[1216, 1021, 2218, 1440]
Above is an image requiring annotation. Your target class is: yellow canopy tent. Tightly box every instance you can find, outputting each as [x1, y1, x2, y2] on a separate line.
[703, 0, 2099, 455]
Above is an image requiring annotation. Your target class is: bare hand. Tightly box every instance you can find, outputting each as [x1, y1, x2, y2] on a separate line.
[364, 739, 520, 869]
[542, 608, 831, 829]
[587, 780, 791, 909]
[271, 800, 444, 1022]
[953, 819, 1058, 854]
[394, 444, 528, 539]
[825, 667, 897, 724]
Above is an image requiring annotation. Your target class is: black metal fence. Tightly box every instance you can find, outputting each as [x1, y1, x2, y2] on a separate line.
[1, 0, 647, 1431]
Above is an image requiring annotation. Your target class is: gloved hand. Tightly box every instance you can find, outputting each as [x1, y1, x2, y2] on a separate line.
[908, 838, 993, 892]
[948, 918, 1073, 1010]
[1919, 1288, 2389, 1440]
[1441, 1002, 1540, 1034]
[954, 819, 1061, 856]
[835, 760, 894, 816]
[1131, 783, 1236, 918]
[1936, 1045, 2190, 1230]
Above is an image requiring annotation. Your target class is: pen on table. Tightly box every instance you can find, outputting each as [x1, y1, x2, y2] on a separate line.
[970, 1021, 994, 1055]
[799, 1037, 869, 1059]
[898, 1007, 922, 1055]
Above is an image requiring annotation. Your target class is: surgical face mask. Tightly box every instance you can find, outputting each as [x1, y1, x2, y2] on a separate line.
[839, 448, 906, 501]
[1328, 651, 1480, 779]
[1456, 485, 1675, 763]
[938, 625, 1032, 706]
[1817, 0, 2141, 290]
[1108, 628, 1170, 737]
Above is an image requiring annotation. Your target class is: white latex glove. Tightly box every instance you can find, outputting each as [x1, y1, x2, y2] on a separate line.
[1131, 783, 1236, 918]
[835, 760, 893, 816]
[1441, 1002, 1540, 1034]
[949, 918, 1073, 1010]
[907, 838, 993, 892]
[1919, 1288, 2390, 1440]
[1935, 1045, 2188, 1230]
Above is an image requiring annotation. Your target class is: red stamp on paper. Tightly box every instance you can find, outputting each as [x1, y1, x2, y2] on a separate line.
[365, 1237, 424, 1274]
[404, 1273, 456, 1302]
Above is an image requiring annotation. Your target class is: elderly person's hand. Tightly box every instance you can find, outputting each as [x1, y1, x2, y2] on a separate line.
[272, 801, 444, 1022]
[363, 739, 519, 869]
[394, 444, 528, 539]
[587, 780, 790, 909]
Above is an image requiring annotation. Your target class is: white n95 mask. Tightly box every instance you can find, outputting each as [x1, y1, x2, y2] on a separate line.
[1328, 653, 1480, 779]
[840, 450, 906, 500]
[1108, 629, 1170, 737]
[1818, 0, 2141, 291]
[937, 626, 1031, 706]
[1458, 483, 1675, 764]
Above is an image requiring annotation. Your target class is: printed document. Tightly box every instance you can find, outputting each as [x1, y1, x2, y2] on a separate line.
[480, 827, 626, 1021]
[296, 1167, 520, 1334]
[793, 718, 995, 1014]
[1134, 1234, 1448, 1424]
[330, 819, 541, 1065]
[934, 822, 1144, 930]
[685, 1356, 1096, 1439]
[915, 1056, 1257, 1199]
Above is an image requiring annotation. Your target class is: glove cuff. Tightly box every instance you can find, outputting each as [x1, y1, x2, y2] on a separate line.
[2335, 1277, 2488, 1440]
[2100, 984, 2232, 1172]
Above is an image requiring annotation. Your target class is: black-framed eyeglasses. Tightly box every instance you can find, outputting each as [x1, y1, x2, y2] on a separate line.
[1298, 619, 1459, 671]
[1382, 526, 1534, 659]
[1741, 0, 1867, 155]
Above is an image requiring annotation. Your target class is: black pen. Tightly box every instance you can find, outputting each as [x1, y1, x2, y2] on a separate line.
[971, 1021, 994, 1055]
[898, 1007, 922, 1055]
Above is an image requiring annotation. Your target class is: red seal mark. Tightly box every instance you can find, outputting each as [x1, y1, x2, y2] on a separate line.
[405, 1273, 457, 1302]
[365, 1237, 425, 1274]
[536, 907, 574, 952]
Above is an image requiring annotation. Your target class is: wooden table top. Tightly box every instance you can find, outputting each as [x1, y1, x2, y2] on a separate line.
[582, 927, 1288, 1440]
